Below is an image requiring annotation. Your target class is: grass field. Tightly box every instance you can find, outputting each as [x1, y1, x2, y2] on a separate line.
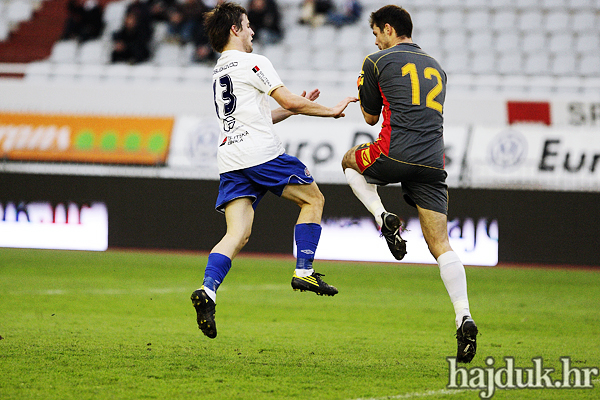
[0, 248, 599, 400]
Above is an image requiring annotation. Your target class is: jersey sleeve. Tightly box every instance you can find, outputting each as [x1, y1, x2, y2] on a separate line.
[246, 54, 284, 95]
[358, 55, 382, 116]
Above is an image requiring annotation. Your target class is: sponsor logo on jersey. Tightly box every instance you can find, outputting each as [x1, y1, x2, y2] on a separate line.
[221, 131, 250, 146]
[252, 65, 271, 87]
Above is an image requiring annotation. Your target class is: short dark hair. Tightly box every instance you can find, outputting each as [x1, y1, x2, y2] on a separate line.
[369, 5, 412, 38]
[204, 2, 247, 53]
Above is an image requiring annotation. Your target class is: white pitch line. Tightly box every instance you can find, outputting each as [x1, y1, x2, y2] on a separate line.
[350, 388, 468, 400]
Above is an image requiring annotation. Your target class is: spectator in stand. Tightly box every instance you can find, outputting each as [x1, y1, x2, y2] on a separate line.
[147, 0, 178, 22]
[61, 0, 104, 43]
[166, 0, 207, 44]
[247, 0, 282, 44]
[298, 0, 333, 27]
[110, 11, 152, 64]
[326, 0, 362, 27]
[191, 10, 217, 63]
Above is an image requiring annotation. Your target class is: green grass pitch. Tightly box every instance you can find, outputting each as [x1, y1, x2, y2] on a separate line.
[0, 248, 599, 400]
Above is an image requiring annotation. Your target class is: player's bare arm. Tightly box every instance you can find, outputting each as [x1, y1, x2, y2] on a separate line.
[271, 86, 357, 119]
[271, 89, 320, 124]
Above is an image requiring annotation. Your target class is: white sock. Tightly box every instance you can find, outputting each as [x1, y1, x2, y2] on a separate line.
[437, 251, 471, 329]
[344, 168, 386, 227]
[295, 268, 314, 278]
[201, 286, 217, 303]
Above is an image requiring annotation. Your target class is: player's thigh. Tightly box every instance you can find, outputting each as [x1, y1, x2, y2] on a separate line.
[223, 197, 255, 239]
[281, 181, 324, 208]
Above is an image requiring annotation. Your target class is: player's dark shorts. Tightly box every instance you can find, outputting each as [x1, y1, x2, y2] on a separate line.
[354, 142, 449, 215]
[215, 153, 314, 213]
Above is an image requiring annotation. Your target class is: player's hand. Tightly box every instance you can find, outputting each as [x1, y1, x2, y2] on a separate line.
[332, 96, 359, 118]
[301, 89, 321, 102]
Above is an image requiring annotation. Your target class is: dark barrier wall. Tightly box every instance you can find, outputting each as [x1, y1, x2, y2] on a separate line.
[1, 172, 598, 266]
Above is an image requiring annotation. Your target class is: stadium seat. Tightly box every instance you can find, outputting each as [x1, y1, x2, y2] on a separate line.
[78, 39, 108, 64]
[518, 10, 543, 32]
[522, 32, 546, 53]
[524, 52, 550, 75]
[579, 54, 600, 76]
[491, 10, 517, 31]
[78, 64, 106, 83]
[52, 63, 80, 82]
[104, 63, 133, 83]
[181, 64, 212, 83]
[262, 44, 286, 69]
[0, 17, 9, 42]
[571, 11, 597, 33]
[514, 0, 540, 10]
[471, 52, 496, 75]
[495, 32, 520, 54]
[550, 54, 577, 76]
[338, 48, 365, 72]
[412, 9, 438, 30]
[130, 64, 157, 83]
[337, 24, 363, 50]
[439, 9, 464, 31]
[543, 11, 570, 32]
[541, 0, 568, 10]
[442, 31, 468, 52]
[103, 0, 128, 37]
[284, 25, 312, 48]
[496, 53, 523, 74]
[548, 33, 573, 54]
[443, 51, 470, 75]
[465, 9, 491, 32]
[24, 61, 53, 82]
[153, 43, 181, 66]
[285, 46, 312, 70]
[156, 65, 183, 82]
[467, 31, 493, 53]
[311, 25, 337, 50]
[313, 48, 337, 70]
[575, 33, 599, 54]
[49, 40, 79, 63]
[6, 0, 33, 29]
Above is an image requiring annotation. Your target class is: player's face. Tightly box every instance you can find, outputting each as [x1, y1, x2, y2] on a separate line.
[239, 14, 254, 53]
[372, 25, 392, 50]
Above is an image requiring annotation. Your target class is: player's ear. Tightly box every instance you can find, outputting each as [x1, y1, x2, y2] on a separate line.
[384, 23, 393, 36]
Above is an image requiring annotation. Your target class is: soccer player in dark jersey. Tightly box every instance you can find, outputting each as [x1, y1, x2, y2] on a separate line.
[341, 5, 478, 363]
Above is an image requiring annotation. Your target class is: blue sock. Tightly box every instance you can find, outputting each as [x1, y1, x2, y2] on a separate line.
[203, 253, 232, 292]
[295, 223, 321, 273]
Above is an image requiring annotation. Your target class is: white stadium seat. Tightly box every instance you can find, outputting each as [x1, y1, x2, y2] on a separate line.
[49, 40, 79, 63]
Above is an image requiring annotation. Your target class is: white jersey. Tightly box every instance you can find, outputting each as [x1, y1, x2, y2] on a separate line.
[212, 50, 285, 173]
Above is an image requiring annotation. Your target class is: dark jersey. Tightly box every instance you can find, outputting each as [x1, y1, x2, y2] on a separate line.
[359, 42, 446, 169]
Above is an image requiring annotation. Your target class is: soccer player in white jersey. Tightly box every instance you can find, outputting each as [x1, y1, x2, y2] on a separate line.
[191, 1, 358, 339]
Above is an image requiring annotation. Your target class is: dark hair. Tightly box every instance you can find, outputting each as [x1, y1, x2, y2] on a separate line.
[204, 2, 247, 53]
[369, 5, 412, 38]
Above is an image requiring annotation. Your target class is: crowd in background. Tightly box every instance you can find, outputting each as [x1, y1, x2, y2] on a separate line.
[60, 0, 363, 65]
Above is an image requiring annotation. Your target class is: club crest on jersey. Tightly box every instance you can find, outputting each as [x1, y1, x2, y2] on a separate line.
[223, 116, 236, 132]
[360, 149, 371, 166]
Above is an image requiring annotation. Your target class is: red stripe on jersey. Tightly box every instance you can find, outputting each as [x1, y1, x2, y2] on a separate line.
[377, 83, 392, 156]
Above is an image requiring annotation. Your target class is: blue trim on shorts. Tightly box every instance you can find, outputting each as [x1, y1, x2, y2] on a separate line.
[215, 153, 314, 213]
